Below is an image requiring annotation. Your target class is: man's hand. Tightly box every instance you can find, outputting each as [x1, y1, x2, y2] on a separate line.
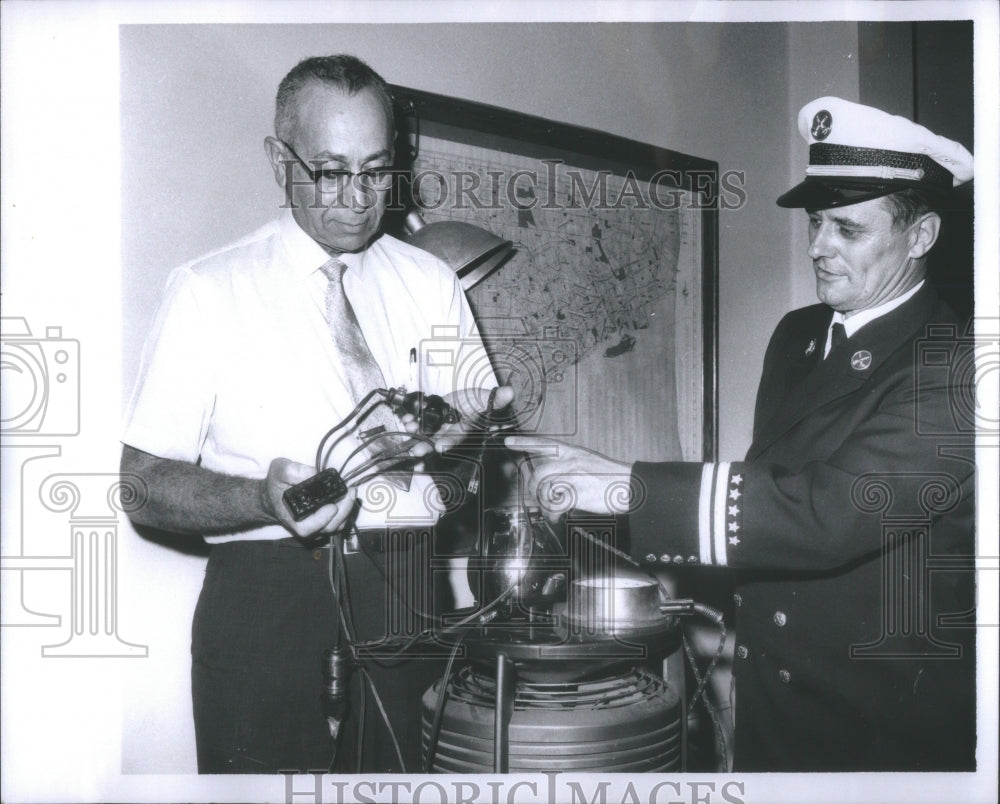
[503, 436, 637, 519]
[436, 385, 515, 452]
[402, 385, 516, 454]
[263, 458, 357, 538]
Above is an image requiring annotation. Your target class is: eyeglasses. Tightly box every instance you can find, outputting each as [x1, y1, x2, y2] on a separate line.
[280, 140, 397, 195]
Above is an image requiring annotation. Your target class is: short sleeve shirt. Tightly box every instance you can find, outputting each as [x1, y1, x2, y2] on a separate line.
[124, 211, 495, 541]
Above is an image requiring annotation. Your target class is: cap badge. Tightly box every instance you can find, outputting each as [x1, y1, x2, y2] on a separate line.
[804, 338, 816, 356]
[850, 350, 872, 371]
[810, 109, 832, 141]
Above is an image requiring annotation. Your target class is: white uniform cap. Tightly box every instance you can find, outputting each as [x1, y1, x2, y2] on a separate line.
[777, 96, 973, 209]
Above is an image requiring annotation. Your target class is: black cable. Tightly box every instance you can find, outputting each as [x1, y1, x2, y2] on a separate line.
[326, 522, 384, 774]
[322, 399, 405, 473]
[324, 528, 362, 773]
[681, 603, 730, 772]
[337, 420, 398, 477]
[320, 418, 366, 473]
[339, 432, 434, 484]
[354, 673, 365, 774]
[329, 527, 358, 643]
[315, 389, 386, 471]
[682, 632, 729, 772]
[310, 390, 442, 775]
[349, 561, 517, 660]
[687, 602, 726, 710]
[324, 537, 342, 773]
[423, 637, 464, 773]
[529, 490, 730, 767]
[350, 540, 518, 664]
[357, 664, 407, 772]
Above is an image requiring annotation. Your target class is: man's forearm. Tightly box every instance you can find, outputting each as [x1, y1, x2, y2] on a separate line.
[120, 445, 273, 536]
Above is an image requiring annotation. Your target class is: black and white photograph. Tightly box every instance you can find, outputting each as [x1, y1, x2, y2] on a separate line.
[1, 2, 997, 803]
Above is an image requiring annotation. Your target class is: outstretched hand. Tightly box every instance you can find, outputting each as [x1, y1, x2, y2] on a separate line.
[402, 385, 516, 455]
[503, 436, 636, 518]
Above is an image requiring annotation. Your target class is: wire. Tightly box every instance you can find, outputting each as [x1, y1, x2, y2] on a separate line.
[350, 540, 519, 664]
[511, 452, 730, 767]
[324, 523, 361, 772]
[583, 528, 729, 769]
[682, 632, 729, 772]
[315, 389, 386, 471]
[339, 432, 435, 484]
[312, 390, 446, 775]
[357, 664, 407, 773]
[681, 603, 730, 772]
[423, 637, 464, 772]
[329, 527, 358, 644]
[323, 399, 409, 473]
[354, 673, 365, 774]
[686, 603, 726, 710]
[319, 417, 367, 473]
[337, 418, 398, 476]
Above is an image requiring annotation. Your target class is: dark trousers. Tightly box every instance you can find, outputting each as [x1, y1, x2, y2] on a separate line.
[191, 535, 450, 774]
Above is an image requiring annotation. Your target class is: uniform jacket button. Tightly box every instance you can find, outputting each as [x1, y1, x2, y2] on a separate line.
[773, 611, 787, 627]
[659, 554, 672, 564]
[733, 592, 743, 607]
[779, 669, 791, 683]
[645, 553, 658, 564]
[313, 549, 323, 560]
[736, 644, 749, 660]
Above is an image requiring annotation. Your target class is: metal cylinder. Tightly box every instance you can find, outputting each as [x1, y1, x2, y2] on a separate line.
[422, 665, 682, 773]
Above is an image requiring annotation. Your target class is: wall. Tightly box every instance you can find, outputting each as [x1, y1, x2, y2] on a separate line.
[119, 22, 863, 772]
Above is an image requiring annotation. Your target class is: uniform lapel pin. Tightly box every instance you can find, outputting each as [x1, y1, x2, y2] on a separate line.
[804, 338, 816, 356]
[850, 350, 872, 370]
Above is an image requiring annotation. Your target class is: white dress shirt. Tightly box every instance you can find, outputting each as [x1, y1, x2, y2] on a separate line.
[124, 211, 495, 541]
[823, 280, 925, 358]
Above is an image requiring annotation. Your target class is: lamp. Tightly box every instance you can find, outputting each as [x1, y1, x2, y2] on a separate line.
[403, 210, 514, 292]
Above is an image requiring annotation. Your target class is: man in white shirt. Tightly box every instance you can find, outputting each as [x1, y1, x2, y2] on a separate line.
[507, 97, 977, 771]
[122, 55, 496, 773]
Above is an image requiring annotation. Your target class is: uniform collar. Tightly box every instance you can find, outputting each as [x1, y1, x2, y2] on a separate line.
[833, 279, 925, 338]
[749, 283, 941, 461]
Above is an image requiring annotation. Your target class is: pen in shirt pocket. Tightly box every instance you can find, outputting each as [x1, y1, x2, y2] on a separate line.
[408, 346, 417, 388]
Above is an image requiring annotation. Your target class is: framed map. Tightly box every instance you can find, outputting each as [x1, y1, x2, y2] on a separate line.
[387, 86, 718, 463]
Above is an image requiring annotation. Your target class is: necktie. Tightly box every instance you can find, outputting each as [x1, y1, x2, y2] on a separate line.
[319, 258, 410, 488]
[829, 322, 847, 356]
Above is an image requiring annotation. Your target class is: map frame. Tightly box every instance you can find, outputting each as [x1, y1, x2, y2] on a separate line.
[386, 84, 720, 462]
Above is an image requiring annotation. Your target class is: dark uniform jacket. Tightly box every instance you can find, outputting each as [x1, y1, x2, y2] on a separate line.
[627, 283, 976, 771]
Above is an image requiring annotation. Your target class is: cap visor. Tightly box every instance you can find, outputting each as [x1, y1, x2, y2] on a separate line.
[776, 178, 898, 209]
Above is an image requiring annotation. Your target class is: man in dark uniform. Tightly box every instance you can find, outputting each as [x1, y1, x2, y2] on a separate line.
[506, 97, 977, 771]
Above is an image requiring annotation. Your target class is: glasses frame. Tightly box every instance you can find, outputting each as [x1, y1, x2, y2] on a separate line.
[278, 140, 398, 195]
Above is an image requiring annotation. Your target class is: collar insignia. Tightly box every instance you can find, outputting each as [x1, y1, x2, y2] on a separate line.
[850, 350, 872, 371]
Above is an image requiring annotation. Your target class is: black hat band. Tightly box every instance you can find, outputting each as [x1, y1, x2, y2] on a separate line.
[806, 144, 953, 188]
